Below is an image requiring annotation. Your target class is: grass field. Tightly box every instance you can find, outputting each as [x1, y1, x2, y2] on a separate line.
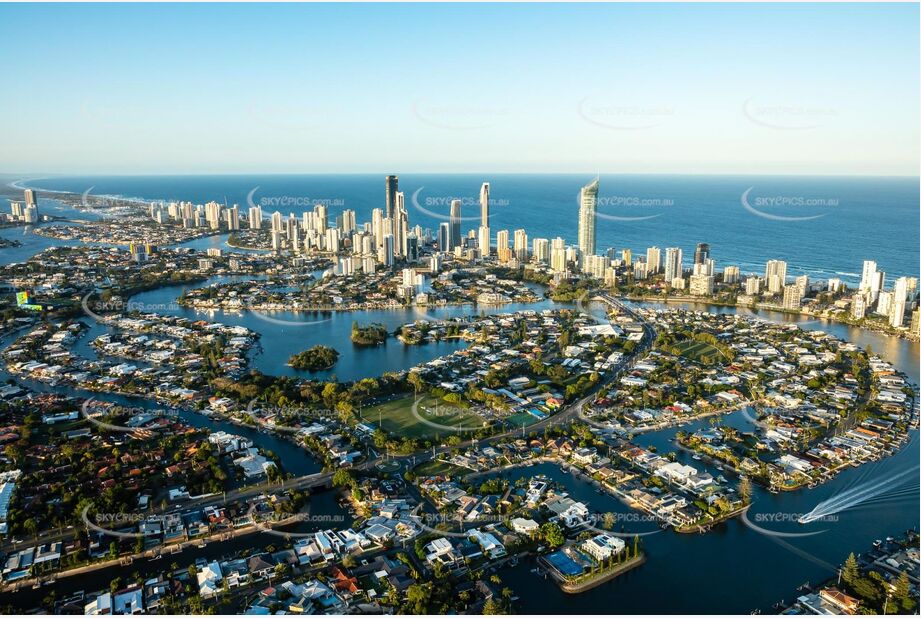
[364, 395, 482, 440]
[672, 339, 725, 364]
[412, 459, 470, 477]
[507, 411, 544, 428]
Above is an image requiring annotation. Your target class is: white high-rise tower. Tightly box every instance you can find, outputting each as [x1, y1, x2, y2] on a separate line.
[578, 179, 599, 257]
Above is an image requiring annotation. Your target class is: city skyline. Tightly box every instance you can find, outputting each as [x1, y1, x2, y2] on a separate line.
[11, 175, 912, 305]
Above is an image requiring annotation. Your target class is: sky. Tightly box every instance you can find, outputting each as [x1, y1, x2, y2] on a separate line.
[1, 3, 918, 176]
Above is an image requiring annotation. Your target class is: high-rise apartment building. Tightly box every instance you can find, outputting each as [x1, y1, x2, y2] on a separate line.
[578, 179, 599, 256]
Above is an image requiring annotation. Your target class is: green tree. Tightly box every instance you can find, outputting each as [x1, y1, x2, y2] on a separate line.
[332, 468, 356, 489]
[738, 476, 752, 503]
[483, 597, 508, 615]
[842, 553, 859, 588]
[540, 522, 565, 548]
[893, 571, 912, 611]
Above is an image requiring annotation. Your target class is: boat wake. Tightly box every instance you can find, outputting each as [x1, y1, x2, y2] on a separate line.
[797, 464, 919, 524]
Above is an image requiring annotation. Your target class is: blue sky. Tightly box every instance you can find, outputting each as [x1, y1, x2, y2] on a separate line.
[1, 3, 918, 175]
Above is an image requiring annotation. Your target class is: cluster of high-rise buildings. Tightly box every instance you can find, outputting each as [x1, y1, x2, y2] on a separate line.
[849, 260, 916, 328]
[149, 200, 241, 232]
[5, 189, 40, 224]
[137, 176, 921, 331]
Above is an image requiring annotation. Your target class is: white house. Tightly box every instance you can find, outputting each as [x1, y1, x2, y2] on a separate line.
[510, 517, 539, 536]
[468, 529, 506, 559]
[196, 561, 223, 598]
[581, 534, 625, 562]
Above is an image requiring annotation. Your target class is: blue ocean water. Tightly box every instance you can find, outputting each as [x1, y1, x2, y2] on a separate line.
[13, 174, 920, 284]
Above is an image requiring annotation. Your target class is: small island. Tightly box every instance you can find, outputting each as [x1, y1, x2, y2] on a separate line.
[288, 345, 340, 371]
[350, 321, 389, 346]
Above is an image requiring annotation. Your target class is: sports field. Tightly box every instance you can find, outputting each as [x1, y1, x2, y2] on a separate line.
[364, 395, 482, 440]
[672, 339, 725, 365]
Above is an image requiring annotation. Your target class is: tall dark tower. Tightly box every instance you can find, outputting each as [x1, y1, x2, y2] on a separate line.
[694, 242, 711, 265]
[385, 175, 399, 219]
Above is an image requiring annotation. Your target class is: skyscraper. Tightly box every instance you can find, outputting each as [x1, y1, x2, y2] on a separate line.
[385, 175, 399, 219]
[782, 284, 802, 310]
[340, 209, 356, 236]
[478, 226, 491, 257]
[664, 247, 683, 283]
[513, 229, 528, 261]
[550, 237, 567, 273]
[393, 192, 408, 258]
[314, 204, 328, 233]
[723, 266, 740, 284]
[764, 260, 788, 294]
[694, 243, 711, 265]
[496, 230, 510, 262]
[646, 246, 661, 274]
[379, 234, 395, 268]
[578, 179, 599, 256]
[852, 294, 867, 318]
[23, 204, 38, 223]
[372, 208, 384, 249]
[248, 205, 262, 229]
[860, 260, 878, 292]
[532, 238, 550, 263]
[869, 270, 885, 304]
[890, 277, 909, 327]
[480, 182, 490, 228]
[23, 189, 38, 208]
[325, 228, 341, 253]
[438, 222, 451, 252]
[449, 199, 462, 250]
[205, 201, 223, 230]
[227, 205, 240, 231]
[745, 277, 762, 296]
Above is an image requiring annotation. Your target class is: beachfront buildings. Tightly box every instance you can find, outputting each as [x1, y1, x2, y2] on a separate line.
[765, 260, 788, 294]
[664, 247, 683, 285]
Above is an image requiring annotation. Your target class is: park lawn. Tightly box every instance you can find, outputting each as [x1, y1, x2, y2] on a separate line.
[412, 459, 469, 477]
[673, 339, 724, 365]
[364, 395, 482, 440]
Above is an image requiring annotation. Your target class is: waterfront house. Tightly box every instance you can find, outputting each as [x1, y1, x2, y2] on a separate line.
[112, 587, 144, 615]
[510, 517, 539, 536]
[196, 561, 223, 598]
[247, 553, 275, 581]
[84, 592, 112, 615]
[468, 529, 506, 559]
[581, 534, 626, 562]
